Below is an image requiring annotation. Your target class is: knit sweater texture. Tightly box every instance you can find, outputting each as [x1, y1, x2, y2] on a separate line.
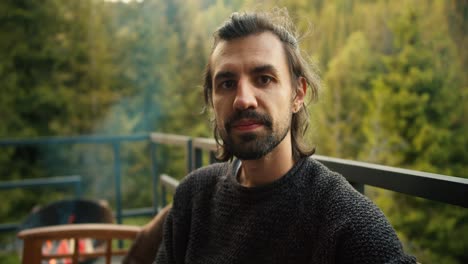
[155, 157, 416, 264]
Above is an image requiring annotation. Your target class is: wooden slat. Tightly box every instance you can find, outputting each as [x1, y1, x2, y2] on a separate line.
[161, 174, 180, 193]
[150, 132, 190, 146]
[192, 137, 217, 151]
[17, 224, 141, 240]
[18, 224, 141, 264]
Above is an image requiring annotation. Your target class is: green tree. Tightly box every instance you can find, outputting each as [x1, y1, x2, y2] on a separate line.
[363, 5, 468, 263]
[314, 31, 378, 159]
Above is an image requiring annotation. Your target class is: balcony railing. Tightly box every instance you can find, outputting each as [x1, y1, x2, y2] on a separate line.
[1, 133, 467, 234]
[0, 175, 83, 232]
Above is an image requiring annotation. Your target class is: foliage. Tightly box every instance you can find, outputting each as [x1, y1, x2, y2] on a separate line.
[0, 252, 19, 264]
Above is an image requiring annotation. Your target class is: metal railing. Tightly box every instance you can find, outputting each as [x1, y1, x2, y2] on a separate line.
[314, 155, 468, 208]
[1, 133, 467, 235]
[160, 174, 180, 206]
[0, 175, 82, 232]
[0, 134, 150, 227]
[155, 134, 468, 209]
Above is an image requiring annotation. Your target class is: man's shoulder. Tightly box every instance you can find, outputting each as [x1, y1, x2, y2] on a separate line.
[301, 157, 379, 216]
[169, 162, 231, 215]
[300, 157, 351, 193]
[174, 162, 230, 198]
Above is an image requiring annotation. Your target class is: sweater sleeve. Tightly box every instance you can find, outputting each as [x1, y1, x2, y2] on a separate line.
[154, 210, 174, 264]
[332, 188, 417, 263]
[334, 198, 417, 264]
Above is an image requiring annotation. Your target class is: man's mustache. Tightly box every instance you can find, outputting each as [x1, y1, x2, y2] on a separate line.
[225, 110, 273, 131]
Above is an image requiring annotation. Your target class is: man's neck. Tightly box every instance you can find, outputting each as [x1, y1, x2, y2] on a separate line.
[237, 135, 295, 187]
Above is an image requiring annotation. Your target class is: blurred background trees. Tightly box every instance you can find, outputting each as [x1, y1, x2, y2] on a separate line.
[0, 0, 466, 263]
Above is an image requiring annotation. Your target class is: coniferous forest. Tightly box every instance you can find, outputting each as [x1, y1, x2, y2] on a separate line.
[0, 0, 467, 263]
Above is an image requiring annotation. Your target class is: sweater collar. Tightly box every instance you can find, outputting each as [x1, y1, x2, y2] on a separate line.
[227, 157, 307, 193]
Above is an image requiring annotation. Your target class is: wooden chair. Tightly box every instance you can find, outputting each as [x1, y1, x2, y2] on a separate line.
[17, 199, 140, 263]
[17, 223, 141, 264]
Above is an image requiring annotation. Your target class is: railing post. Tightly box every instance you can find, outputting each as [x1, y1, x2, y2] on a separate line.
[151, 142, 159, 213]
[112, 142, 122, 225]
[112, 142, 125, 248]
[74, 177, 82, 199]
[194, 148, 203, 170]
[187, 139, 193, 173]
[161, 185, 167, 207]
[350, 182, 365, 194]
[209, 151, 216, 164]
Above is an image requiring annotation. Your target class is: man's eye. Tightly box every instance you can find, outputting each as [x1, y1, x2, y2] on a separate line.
[257, 76, 272, 86]
[220, 80, 235, 89]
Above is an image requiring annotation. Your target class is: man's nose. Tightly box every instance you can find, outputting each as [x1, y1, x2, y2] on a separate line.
[233, 79, 258, 110]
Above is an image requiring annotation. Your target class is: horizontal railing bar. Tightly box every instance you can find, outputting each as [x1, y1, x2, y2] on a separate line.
[121, 207, 155, 218]
[161, 174, 180, 193]
[150, 132, 191, 146]
[0, 175, 82, 190]
[315, 155, 468, 208]
[192, 137, 217, 151]
[0, 134, 149, 146]
[0, 223, 19, 232]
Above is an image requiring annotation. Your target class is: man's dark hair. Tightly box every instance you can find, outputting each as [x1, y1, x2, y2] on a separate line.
[203, 9, 321, 161]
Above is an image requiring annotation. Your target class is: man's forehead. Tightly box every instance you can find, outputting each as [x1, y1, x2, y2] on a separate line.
[210, 32, 286, 73]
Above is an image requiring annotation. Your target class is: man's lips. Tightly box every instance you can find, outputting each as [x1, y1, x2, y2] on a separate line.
[231, 120, 263, 131]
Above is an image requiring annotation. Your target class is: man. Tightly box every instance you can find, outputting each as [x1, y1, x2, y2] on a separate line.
[155, 10, 416, 264]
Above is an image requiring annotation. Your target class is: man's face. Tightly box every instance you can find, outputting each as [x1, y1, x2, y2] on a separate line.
[210, 32, 297, 160]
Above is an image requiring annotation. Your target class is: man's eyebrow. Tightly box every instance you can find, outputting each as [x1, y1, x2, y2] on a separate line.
[213, 64, 278, 83]
[213, 71, 237, 83]
[251, 64, 279, 76]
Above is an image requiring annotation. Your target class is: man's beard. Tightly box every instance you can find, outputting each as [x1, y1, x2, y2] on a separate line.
[220, 109, 291, 160]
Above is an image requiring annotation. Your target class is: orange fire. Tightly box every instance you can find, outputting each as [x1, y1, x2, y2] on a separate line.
[42, 238, 93, 264]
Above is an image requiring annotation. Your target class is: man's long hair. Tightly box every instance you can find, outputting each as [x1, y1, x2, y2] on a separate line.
[203, 9, 321, 161]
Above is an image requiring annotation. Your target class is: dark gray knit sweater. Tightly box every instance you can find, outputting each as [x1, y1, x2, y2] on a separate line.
[155, 157, 416, 264]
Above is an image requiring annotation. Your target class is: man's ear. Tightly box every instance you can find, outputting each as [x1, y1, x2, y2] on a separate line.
[293, 77, 307, 113]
